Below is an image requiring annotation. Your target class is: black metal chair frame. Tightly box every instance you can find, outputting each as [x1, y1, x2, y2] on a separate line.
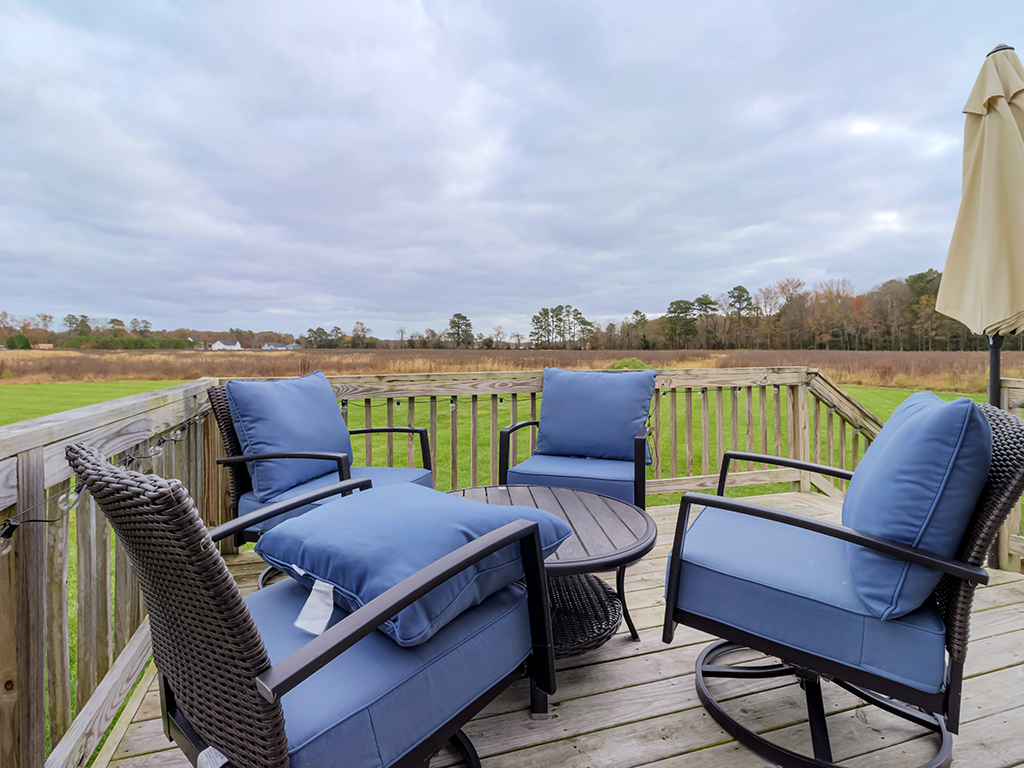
[498, 422, 650, 510]
[207, 384, 432, 547]
[663, 402, 1024, 768]
[66, 443, 555, 768]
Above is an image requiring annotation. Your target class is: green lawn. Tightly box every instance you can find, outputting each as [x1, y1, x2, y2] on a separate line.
[0, 381, 188, 426]
[845, 385, 982, 421]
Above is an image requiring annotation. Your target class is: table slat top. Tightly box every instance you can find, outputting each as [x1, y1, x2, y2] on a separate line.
[450, 485, 658, 574]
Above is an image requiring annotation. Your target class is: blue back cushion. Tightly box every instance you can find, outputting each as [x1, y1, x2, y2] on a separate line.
[255, 483, 572, 646]
[843, 393, 991, 619]
[225, 371, 353, 503]
[535, 368, 656, 462]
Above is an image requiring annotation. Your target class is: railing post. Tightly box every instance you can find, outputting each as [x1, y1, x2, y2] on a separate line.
[997, 383, 1022, 572]
[789, 383, 811, 493]
[1, 502, 18, 768]
[202, 412, 231, 555]
[450, 396, 459, 492]
[18, 448, 46, 768]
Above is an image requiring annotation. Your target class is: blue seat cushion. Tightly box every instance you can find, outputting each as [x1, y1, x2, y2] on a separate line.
[225, 372, 354, 503]
[843, 393, 991, 618]
[676, 506, 948, 693]
[238, 466, 434, 531]
[535, 368, 656, 462]
[506, 454, 636, 505]
[255, 483, 572, 646]
[247, 578, 531, 768]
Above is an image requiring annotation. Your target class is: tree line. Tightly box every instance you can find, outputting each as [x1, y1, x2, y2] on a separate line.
[648, 269, 994, 352]
[4, 267, 1014, 353]
[520, 269, 1011, 352]
[0, 312, 297, 350]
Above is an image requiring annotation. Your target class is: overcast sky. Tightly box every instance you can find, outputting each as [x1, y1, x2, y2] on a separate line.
[2, 1, 1021, 339]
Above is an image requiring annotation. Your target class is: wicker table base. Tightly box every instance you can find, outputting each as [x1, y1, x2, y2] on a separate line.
[549, 573, 623, 657]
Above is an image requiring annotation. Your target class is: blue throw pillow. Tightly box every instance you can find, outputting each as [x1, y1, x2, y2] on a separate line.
[225, 371, 353, 503]
[843, 393, 991, 619]
[255, 483, 573, 646]
[535, 368, 656, 462]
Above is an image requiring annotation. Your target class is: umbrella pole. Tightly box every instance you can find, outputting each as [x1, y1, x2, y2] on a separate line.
[989, 334, 1004, 407]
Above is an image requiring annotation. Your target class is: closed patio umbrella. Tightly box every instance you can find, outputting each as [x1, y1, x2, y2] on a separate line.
[936, 44, 1024, 406]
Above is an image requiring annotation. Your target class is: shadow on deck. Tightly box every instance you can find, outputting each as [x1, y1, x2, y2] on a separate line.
[95, 494, 1024, 768]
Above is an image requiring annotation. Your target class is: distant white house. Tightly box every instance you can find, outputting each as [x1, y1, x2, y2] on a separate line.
[262, 343, 288, 351]
[211, 340, 243, 351]
[188, 337, 205, 350]
[285, 343, 302, 350]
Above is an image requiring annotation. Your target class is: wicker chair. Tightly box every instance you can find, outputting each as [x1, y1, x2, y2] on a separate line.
[663, 401, 1024, 768]
[207, 380, 432, 547]
[66, 443, 555, 768]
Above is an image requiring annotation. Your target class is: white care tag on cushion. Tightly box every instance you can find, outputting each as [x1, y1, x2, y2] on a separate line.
[197, 746, 230, 768]
[295, 579, 335, 635]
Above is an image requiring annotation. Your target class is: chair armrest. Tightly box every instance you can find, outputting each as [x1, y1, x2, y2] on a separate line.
[634, 425, 651, 509]
[716, 451, 854, 496]
[349, 427, 432, 471]
[663, 492, 989, 643]
[254, 519, 555, 702]
[498, 421, 540, 484]
[207, 477, 373, 543]
[218, 451, 352, 482]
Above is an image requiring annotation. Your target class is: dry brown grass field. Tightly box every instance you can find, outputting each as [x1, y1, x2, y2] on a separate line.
[1, 347, 1020, 391]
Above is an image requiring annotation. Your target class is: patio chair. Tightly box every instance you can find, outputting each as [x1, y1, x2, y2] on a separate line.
[66, 442, 557, 768]
[498, 367, 657, 509]
[663, 395, 1024, 768]
[208, 371, 432, 546]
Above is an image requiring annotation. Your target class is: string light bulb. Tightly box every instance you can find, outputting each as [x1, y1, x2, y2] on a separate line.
[58, 488, 81, 512]
[0, 520, 17, 557]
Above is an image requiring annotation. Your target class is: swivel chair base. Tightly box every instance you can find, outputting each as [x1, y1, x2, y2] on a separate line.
[694, 640, 953, 768]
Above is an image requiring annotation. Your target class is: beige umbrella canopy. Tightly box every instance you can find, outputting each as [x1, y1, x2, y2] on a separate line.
[937, 44, 1024, 404]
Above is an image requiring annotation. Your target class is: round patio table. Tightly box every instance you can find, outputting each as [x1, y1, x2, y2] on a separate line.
[448, 485, 658, 656]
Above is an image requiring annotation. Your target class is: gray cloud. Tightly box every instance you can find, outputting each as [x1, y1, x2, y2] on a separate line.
[2, 1, 1022, 337]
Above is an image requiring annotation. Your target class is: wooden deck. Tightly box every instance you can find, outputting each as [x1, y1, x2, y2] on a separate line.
[94, 494, 1024, 768]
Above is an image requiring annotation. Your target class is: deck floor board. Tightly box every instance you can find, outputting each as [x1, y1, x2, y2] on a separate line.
[94, 494, 1024, 768]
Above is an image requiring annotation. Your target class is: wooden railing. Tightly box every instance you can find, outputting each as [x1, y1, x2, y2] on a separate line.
[3, 365, 991, 768]
[998, 379, 1024, 573]
[311, 367, 881, 500]
[0, 379, 215, 768]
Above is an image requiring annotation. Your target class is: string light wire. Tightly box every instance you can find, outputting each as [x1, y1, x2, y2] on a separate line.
[1, 419, 203, 555]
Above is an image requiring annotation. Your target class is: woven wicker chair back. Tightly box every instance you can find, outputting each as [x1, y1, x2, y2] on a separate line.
[207, 384, 254, 510]
[936, 403, 1024, 663]
[66, 444, 290, 768]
